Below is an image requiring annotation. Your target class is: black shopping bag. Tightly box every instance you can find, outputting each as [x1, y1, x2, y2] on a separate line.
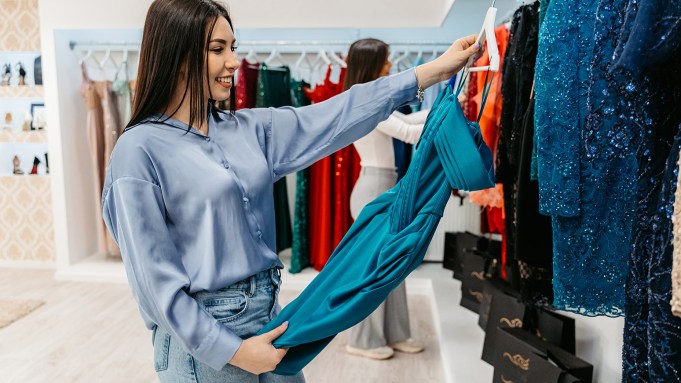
[443, 232, 459, 273]
[444, 231, 479, 279]
[479, 279, 520, 331]
[460, 250, 487, 313]
[481, 288, 527, 364]
[524, 306, 576, 354]
[493, 327, 593, 383]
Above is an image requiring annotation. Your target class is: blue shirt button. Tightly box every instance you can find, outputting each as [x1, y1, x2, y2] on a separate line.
[223, 162, 229, 169]
[205, 137, 210, 142]
[256, 230, 262, 238]
[243, 197, 249, 203]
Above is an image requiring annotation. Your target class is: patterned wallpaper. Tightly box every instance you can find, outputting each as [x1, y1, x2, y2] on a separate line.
[0, 177, 55, 262]
[0, 0, 41, 51]
[0, 0, 53, 263]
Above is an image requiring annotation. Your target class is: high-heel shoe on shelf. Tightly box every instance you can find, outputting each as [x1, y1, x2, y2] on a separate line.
[2, 63, 10, 86]
[30, 156, 40, 175]
[16, 63, 26, 86]
[13, 155, 24, 175]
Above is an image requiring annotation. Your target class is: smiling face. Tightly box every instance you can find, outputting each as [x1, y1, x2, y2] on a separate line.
[205, 16, 240, 102]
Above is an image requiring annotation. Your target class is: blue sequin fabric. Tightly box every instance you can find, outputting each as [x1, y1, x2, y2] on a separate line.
[625, 129, 681, 382]
[617, 0, 681, 381]
[534, 0, 597, 218]
[535, 0, 629, 316]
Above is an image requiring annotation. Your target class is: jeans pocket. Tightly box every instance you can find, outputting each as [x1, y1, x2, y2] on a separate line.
[202, 289, 249, 323]
[153, 329, 171, 372]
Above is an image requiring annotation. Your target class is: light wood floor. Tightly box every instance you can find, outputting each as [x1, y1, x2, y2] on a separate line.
[0, 269, 444, 383]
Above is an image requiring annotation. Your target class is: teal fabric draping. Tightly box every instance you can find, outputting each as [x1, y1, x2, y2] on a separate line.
[258, 78, 495, 375]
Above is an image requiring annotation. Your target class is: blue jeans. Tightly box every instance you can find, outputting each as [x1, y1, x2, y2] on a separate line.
[152, 268, 306, 382]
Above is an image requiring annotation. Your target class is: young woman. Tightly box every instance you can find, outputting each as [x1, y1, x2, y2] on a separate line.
[101, 0, 481, 381]
[343, 38, 428, 360]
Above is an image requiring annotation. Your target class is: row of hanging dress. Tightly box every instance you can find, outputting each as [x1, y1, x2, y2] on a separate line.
[532, 0, 681, 381]
[302, 65, 361, 272]
[80, 62, 130, 257]
[294, 62, 430, 273]
[235, 59, 293, 253]
[234, 57, 424, 273]
[461, 23, 510, 279]
[495, 2, 554, 305]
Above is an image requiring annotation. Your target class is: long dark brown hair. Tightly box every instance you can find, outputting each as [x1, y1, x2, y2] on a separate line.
[126, 0, 236, 131]
[343, 38, 390, 92]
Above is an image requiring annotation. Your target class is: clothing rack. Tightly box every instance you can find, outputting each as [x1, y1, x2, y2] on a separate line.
[69, 41, 141, 51]
[69, 39, 452, 53]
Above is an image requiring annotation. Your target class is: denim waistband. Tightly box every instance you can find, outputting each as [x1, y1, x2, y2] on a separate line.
[191, 268, 281, 301]
[226, 268, 281, 292]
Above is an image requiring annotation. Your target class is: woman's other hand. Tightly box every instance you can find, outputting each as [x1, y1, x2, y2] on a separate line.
[228, 321, 290, 374]
[415, 34, 482, 88]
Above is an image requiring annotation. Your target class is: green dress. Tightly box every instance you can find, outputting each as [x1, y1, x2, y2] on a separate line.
[256, 63, 294, 253]
[289, 78, 312, 273]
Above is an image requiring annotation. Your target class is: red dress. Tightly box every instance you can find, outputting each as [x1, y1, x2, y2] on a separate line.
[471, 25, 511, 278]
[304, 66, 359, 270]
[235, 59, 259, 109]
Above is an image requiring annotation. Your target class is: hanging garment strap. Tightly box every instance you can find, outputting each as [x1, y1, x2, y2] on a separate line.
[476, 70, 495, 123]
[453, 65, 496, 123]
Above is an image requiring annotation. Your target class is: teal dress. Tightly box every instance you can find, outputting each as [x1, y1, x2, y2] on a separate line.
[258, 78, 495, 375]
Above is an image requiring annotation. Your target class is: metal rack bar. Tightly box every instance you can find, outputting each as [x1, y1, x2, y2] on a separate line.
[69, 39, 452, 51]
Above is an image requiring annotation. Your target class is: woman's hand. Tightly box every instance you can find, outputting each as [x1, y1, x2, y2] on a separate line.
[228, 322, 289, 374]
[415, 34, 482, 88]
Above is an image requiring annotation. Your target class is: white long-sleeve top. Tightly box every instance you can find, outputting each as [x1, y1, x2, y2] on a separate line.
[353, 109, 429, 169]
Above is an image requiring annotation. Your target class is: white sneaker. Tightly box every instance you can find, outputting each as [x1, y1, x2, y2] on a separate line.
[389, 338, 425, 354]
[345, 345, 395, 360]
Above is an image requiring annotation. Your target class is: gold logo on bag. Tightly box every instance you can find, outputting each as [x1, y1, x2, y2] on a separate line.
[471, 271, 485, 280]
[469, 290, 484, 302]
[501, 375, 514, 383]
[503, 352, 530, 371]
[499, 317, 523, 328]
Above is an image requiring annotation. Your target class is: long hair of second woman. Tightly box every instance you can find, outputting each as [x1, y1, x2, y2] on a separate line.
[126, 0, 236, 132]
[342, 38, 389, 92]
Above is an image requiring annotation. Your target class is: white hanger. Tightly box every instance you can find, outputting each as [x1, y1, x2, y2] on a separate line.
[466, 0, 500, 73]
[79, 49, 95, 66]
[264, 48, 287, 67]
[328, 50, 347, 68]
[294, 50, 315, 82]
[99, 48, 118, 71]
[415, 49, 423, 63]
[428, 49, 439, 62]
[295, 50, 313, 69]
[311, 48, 332, 71]
[245, 48, 260, 64]
[114, 49, 129, 83]
[393, 49, 412, 70]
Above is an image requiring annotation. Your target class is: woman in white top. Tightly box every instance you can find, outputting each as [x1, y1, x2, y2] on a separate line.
[345, 38, 428, 360]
